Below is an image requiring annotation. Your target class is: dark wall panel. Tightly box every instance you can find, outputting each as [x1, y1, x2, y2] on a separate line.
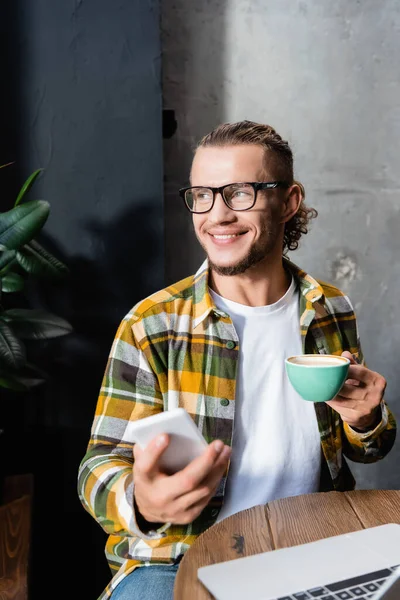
[2, 1, 163, 598]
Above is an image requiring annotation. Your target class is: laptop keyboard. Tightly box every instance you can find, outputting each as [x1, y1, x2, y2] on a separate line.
[276, 565, 399, 600]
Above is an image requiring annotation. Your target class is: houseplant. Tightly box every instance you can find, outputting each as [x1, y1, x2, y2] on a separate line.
[0, 166, 72, 598]
[0, 166, 72, 393]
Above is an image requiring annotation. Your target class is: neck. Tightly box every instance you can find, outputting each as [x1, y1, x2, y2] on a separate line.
[209, 254, 291, 307]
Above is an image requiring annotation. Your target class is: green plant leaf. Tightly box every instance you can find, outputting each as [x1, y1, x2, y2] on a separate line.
[0, 371, 45, 391]
[2, 309, 72, 340]
[0, 362, 48, 391]
[0, 162, 15, 170]
[0, 200, 50, 250]
[0, 374, 28, 391]
[16, 239, 69, 279]
[0, 249, 16, 272]
[1, 272, 24, 293]
[14, 169, 43, 207]
[0, 320, 26, 369]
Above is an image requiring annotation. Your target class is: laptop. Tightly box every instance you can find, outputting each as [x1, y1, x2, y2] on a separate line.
[197, 523, 400, 600]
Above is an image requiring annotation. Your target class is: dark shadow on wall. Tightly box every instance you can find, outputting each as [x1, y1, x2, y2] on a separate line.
[161, 0, 228, 285]
[2, 0, 164, 597]
[0, 3, 22, 203]
[2, 201, 162, 599]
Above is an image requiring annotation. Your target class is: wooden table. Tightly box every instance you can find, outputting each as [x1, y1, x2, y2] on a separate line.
[174, 490, 400, 600]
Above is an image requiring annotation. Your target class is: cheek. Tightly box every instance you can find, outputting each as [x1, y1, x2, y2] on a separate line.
[193, 216, 205, 235]
[247, 214, 269, 234]
[259, 206, 281, 229]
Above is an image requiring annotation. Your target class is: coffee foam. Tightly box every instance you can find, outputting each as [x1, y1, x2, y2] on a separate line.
[287, 355, 348, 367]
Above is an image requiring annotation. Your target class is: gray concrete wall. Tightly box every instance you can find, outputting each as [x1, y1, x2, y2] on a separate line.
[162, 0, 400, 489]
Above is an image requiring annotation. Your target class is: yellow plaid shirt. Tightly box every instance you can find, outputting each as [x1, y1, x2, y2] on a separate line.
[78, 258, 396, 599]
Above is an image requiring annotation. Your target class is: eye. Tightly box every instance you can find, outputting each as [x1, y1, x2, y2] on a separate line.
[232, 189, 251, 198]
[194, 189, 213, 201]
[228, 185, 253, 200]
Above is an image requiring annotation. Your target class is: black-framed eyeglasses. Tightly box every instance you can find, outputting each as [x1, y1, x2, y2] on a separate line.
[179, 181, 289, 214]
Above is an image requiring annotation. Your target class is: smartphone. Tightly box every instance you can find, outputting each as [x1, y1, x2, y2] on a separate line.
[126, 408, 208, 474]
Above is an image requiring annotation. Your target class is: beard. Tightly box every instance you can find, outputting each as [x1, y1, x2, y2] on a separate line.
[198, 222, 281, 276]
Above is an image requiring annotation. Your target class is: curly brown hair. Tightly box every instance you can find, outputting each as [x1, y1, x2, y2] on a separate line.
[196, 120, 318, 253]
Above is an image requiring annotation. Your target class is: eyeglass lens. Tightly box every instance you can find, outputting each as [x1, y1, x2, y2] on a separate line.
[185, 183, 255, 213]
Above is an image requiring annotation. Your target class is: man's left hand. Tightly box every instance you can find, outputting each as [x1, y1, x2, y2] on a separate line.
[326, 351, 386, 431]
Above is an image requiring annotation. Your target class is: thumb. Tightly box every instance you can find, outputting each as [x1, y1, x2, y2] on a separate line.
[134, 434, 169, 478]
[341, 350, 358, 365]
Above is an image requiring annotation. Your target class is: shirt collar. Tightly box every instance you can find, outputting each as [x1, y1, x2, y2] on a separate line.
[192, 259, 219, 329]
[192, 257, 324, 330]
[283, 256, 324, 304]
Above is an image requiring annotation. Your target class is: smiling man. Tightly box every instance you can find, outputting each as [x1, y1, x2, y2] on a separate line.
[78, 121, 396, 600]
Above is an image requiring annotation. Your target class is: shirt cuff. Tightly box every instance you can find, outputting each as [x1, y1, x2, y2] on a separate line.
[344, 400, 389, 442]
[133, 495, 172, 539]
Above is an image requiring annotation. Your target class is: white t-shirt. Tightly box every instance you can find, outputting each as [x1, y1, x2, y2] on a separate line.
[210, 277, 321, 522]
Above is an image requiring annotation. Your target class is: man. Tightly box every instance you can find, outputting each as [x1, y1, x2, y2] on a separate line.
[78, 121, 396, 600]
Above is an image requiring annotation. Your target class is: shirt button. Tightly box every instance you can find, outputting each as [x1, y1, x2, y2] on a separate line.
[211, 509, 219, 517]
[226, 341, 235, 350]
[220, 398, 229, 407]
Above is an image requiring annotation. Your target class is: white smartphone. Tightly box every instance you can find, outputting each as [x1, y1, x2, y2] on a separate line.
[125, 408, 208, 474]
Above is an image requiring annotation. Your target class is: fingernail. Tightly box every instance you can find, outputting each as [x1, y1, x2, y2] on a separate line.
[222, 446, 231, 458]
[156, 434, 167, 447]
[214, 440, 223, 453]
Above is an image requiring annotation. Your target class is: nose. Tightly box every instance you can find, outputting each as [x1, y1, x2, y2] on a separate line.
[208, 192, 236, 223]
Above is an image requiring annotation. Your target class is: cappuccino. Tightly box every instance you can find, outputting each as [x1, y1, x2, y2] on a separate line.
[285, 354, 351, 402]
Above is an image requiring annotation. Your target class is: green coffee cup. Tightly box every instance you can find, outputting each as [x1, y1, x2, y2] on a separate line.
[285, 354, 350, 402]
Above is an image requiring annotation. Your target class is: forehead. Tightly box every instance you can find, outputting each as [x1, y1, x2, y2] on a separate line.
[191, 145, 272, 186]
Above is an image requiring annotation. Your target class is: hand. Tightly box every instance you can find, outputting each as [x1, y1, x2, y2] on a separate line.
[133, 435, 231, 526]
[326, 351, 386, 431]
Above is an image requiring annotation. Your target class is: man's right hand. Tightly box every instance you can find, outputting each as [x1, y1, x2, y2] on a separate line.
[133, 435, 231, 525]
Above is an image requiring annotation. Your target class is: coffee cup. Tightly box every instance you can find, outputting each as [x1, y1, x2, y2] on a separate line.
[285, 354, 350, 402]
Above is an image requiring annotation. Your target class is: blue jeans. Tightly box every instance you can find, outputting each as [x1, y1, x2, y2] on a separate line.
[110, 564, 179, 600]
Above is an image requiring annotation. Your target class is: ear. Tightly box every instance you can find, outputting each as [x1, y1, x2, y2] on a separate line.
[279, 183, 302, 224]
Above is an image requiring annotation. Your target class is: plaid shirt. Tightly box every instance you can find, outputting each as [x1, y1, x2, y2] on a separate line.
[78, 258, 396, 599]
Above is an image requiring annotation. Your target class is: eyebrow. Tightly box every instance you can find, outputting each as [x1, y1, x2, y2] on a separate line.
[188, 174, 275, 187]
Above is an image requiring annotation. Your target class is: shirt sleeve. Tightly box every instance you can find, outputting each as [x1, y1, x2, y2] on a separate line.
[339, 297, 397, 463]
[77, 313, 169, 541]
[342, 399, 397, 463]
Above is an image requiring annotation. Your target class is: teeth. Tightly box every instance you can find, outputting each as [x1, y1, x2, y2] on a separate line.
[212, 234, 240, 239]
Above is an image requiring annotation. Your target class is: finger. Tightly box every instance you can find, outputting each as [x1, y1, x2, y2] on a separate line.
[202, 446, 231, 490]
[345, 378, 360, 387]
[198, 445, 231, 487]
[175, 498, 212, 525]
[175, 483, 215, 514]
[325, 400, 380, 429]
[173, 445, 231, 508]
[341, 351, 358, 365]
[171, 440, 226, 497]
[336, 383, 366, 401]
[347, 364, 376, 385]
[209, 445, 232, 475]
[134, 434, 170, 479]
[347, 366, 387, 399]
[326, 398, 359, 412]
